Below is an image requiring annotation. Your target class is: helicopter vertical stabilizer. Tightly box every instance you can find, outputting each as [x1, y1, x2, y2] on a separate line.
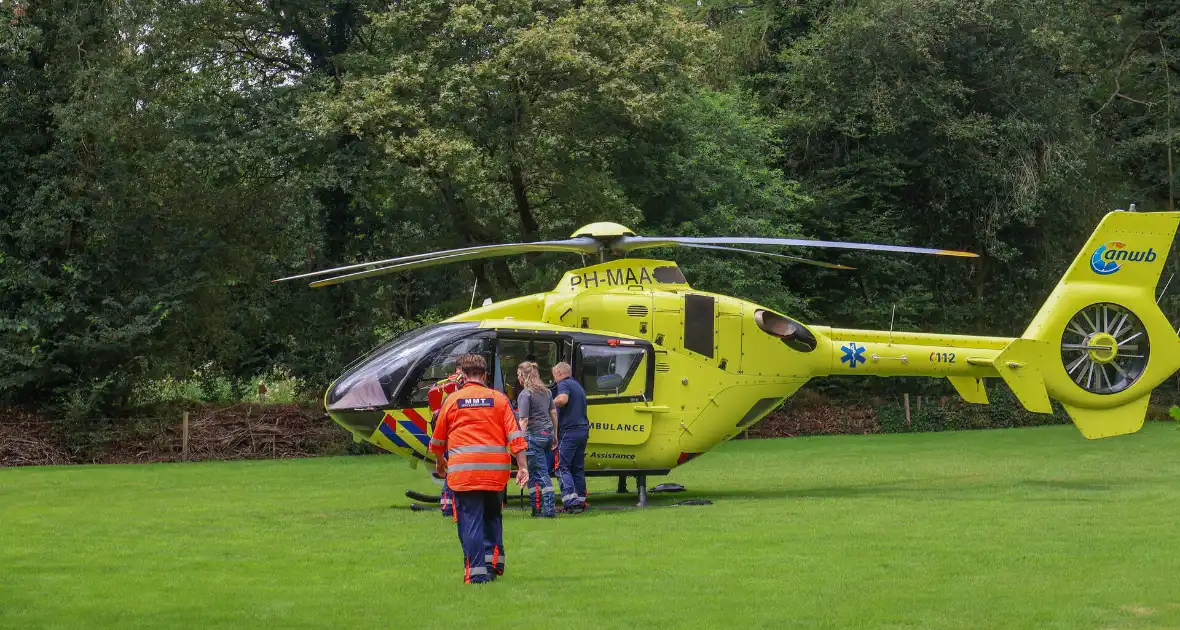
[994, 210, 1180, 438]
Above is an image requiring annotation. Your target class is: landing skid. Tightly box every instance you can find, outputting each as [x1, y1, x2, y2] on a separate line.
[406, 490, 441, 503]
[409, 470, 696, 511]
[612, 475, 685, 507]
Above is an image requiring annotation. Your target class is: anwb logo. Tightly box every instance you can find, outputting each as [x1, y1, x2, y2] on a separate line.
[1090, 241, 1157, 275]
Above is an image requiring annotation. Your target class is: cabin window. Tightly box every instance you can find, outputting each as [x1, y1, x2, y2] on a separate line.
[577, 345, 649, 400]
[683, 294, 715, 358]
[495, 337, 564, 401]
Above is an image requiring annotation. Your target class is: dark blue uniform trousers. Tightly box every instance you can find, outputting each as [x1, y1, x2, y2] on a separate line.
[454, 490, 504, 583]
[556, 427, 589, 508]
[440, 479, 454, 517]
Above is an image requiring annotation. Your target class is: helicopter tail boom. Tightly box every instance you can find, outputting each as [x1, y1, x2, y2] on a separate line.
[820, 210, 1180, 439]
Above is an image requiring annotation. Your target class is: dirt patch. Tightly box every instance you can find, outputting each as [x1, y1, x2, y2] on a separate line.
[1121, 605, 1157, 617]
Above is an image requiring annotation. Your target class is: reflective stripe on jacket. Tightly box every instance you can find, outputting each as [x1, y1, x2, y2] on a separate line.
[430, 382, 526, 492]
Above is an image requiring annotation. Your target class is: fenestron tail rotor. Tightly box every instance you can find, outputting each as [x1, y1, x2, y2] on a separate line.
[1059, 303, 1150, 395]
[274, 221, 977, 287]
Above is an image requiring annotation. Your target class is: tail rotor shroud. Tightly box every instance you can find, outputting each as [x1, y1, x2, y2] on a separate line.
[1060, 303, 1150, 395]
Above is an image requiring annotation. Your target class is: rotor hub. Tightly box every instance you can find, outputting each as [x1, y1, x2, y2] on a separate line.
[570, 222, 636, 240]
[1086, 332, 1118, 363]
[1059, 303, 1149, 395]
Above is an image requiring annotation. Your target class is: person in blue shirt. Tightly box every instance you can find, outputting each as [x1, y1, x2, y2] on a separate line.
[551, 361, 589, 512]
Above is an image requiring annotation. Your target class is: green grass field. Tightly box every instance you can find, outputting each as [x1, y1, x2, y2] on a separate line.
[4, 423, 1180, 629]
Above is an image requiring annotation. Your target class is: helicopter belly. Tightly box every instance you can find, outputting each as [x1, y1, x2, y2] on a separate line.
[678, 382, 804, 453]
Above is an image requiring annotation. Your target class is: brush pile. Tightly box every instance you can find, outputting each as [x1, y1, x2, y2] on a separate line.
[95, 404, 350, 464]
[0, 415, 71, 467]
[170, 403, 346, 462]
[748, 391, 882, 438]
[1, 404, 355, 467]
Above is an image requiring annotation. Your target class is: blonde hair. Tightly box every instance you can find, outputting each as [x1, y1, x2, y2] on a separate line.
[516, 362, 548, 395]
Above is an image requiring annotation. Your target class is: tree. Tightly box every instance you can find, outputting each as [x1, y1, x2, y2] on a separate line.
[739, 0, 1118, 336]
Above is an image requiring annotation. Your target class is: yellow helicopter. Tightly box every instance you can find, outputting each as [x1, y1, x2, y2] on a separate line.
[277, 209, 1180, 506]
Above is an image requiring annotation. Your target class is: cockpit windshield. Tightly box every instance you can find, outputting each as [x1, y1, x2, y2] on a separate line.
[326, 322, 478, 411]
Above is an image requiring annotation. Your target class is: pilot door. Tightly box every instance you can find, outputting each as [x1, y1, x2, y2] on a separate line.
[574, 341, 655, 447]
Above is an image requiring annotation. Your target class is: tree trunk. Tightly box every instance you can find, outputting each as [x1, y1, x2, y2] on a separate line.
[509, 162, 539, 240]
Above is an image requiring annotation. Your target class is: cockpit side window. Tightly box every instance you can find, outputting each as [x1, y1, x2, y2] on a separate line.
[326, 323, 477, 411]
[406, 336, 494, 406]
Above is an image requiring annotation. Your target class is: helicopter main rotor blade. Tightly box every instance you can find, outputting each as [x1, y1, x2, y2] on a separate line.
[273, 237, 600, 284]
[676, 243, 856, 270]
[307, 242, 597, 287]
[615, 236, 978, 258]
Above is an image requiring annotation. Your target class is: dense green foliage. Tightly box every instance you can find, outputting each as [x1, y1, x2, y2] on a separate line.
[5, 423, 1180, 627]
[2, 0, 1178, 415]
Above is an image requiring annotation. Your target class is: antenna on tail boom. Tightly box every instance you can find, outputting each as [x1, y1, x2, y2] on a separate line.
[1157, 273, 1173, 304]
[889, 304, 897, 346]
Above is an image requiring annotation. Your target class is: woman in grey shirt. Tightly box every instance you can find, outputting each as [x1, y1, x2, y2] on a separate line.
[516, 362, 558, 518]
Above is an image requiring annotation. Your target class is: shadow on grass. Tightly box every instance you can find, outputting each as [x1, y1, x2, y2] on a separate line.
[551, 475, 1133, 513]
[394, 474, 1141, 516]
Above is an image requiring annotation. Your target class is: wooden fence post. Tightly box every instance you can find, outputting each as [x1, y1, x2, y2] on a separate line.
[182, 411, 190, 462]
[904, 393, 911, 427]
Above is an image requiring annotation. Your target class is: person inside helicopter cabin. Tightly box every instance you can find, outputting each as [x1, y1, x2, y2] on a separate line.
[428, 367, 465, 518]
[552, 361, 589, 513]
[515, 362, 557, 518]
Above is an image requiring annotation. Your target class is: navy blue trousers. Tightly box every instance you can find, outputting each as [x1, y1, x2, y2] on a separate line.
[556, 428, 588, 507]
[454, 490, 504, 583]
[440, 479, 454, 517]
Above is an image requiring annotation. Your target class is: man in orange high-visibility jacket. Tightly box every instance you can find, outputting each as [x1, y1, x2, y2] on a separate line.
[427, 369, 465, 517]
[430, 354, 528, 584]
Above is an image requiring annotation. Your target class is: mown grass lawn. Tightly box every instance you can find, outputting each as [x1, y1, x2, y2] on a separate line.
[3, 422, 1180, 629]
